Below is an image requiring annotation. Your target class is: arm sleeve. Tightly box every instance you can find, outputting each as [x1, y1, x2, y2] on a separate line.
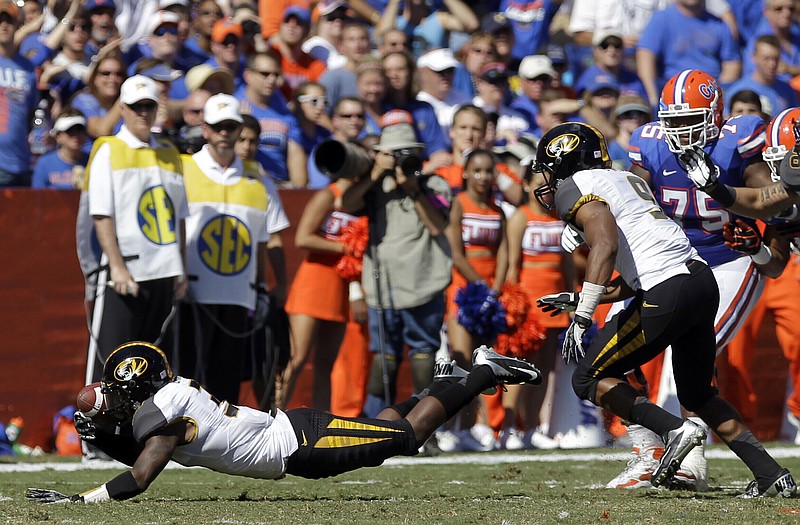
[87, 143, 114, 217]
[261, 169, 291, 234]
[131, 399, 169, 443]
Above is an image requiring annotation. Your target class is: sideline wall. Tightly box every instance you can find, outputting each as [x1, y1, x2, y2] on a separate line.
[0, 189, 789, 449]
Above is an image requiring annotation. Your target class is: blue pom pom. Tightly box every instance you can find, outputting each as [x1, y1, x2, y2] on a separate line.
[455, 281, 508, 340]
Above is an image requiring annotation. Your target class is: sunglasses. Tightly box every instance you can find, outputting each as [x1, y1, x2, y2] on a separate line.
[63, 125, 88, 135]
[185, 107, 203, 114]
[297, 95, 328, 107]
[600, 40, 623, 50]
[618, 110, 648, 120]
[210, 122, 241, 133]
[336, 112, 365, 119]
[772, 5, 796, 12]
[254, 69, 280, 78]
[128, 101, 158, 112]
[70, 22, 90, 32]
[222, 34, 240, 47]
[0, 13, 15, 25]
[153, 25, 179, 37]
[97, 70, 123, 77]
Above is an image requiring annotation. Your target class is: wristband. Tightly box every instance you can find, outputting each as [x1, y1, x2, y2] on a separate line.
[106, 470, 141, 500]
[349, 281, 364, 302]
[575, 281, 605, 321]
[79, 484, 110, 503]
[750, 244, 772, 265]
[703, 182, 737, 208]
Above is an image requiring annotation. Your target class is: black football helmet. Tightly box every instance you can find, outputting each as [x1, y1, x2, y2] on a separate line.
[101, 342, 174, 421]
[532, 122, 611, 210]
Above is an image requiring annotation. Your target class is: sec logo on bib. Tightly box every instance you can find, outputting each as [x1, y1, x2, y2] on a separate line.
[198, 214, 253, 275]
[138, 185, 177, 245]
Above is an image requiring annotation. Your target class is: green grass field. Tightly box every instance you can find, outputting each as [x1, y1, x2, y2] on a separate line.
[3, 446, 800, 524]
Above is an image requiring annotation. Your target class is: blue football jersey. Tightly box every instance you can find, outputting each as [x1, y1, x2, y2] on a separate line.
[628, 115, 766, 266]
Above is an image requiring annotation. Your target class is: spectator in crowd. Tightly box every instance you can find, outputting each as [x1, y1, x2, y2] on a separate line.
[435, 104, 488, 191]
[135, 58, 183, 132]
[728, 35, 798, 118]
[377, 27, 410, 56]
[319, 21, 370, 108]
[511, 55, 555, 137]
[258, 0, 311, 40]
[47, 11, 91, 95]
[382, 50, 449, 165]
[637, 0, 741, 106]
[84, 0, 118, 58]
[728, 0, 764, 46]
[574, 31, 648, 101]
[498, 0, 562, 66]
[308, 96, 367, 189]
[415, 48, 471, 135]
[272, 6, 326, 100]
[280, 161, 362, 410]
[356, 61, 386, 137]
[32, 108, 89, 189]
[728, 89, 766, 118]
[239, 50, 307, 187]
[180, 89, 210, 127]
[84, 75, 188, 382]
[178, 94, 269, 405]
[580, 73, 621, 141]
[606, 95, 651, 169]
[0, 0, 38, 187]
[301, 1, 348, 70]
[472, 62, 528, 144]
[503, 163, 572, 450]
[479, 12, 513, 66]
[376, 0, 478, 58]
[533, 89, 578, 139]
[291, 81, 332, 185]
[71, 51, 125, 141]
[184, 0, 222, 62]
[452, 32, 496, 99]
[207, 18, 247, 93]
[745, 0, 800, 81]
[340, 110, 453, 418]
[184, 63, 234, 95]
[127, 11, 181, 77]
[544, 44, 576, 98]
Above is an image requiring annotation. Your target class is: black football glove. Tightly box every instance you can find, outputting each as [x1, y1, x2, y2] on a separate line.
[25, 488, 80, 504]
[722, 219, 762, 255]
[73, 411, 96, 441]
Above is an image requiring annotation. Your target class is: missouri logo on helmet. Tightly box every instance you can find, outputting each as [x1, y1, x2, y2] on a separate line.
[114, 356, 149, 382]
[546, 133, 581, 158]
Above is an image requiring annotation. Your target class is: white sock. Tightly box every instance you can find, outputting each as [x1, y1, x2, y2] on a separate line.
[627, 423, 664, 450]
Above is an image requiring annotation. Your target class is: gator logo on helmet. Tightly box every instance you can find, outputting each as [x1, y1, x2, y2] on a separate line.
[114, 357, 149, 382]
[546, 133, 580, 158]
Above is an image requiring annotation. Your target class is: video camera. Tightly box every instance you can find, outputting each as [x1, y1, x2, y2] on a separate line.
[315, 140, 423, 180]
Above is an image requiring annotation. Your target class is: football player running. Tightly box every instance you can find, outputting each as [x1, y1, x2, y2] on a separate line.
[25, 341, 542, 503]
[533, 122, 796, 498]
[605, 69, 790, 490]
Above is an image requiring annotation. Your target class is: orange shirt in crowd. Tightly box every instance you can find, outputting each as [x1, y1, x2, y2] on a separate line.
[259, 0, 311, 39]
[272, 43, 326, 99]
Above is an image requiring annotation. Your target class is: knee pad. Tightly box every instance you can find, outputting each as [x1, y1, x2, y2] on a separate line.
[367, 354, 398, 396]
[571, 362, 598, 402]
[410, 353, 435, 394]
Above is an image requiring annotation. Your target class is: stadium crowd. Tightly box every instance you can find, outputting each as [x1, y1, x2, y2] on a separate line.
[4, 0, 800, 473]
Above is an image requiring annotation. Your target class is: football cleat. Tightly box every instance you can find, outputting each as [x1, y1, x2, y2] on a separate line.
[433, 358, 496, 394]
[606, 446, 663, 489]
[671, 444, 709, 491]
[739, 469, 798, 498]
[472, 345, 542, 385]
[651, 420, 706, 488]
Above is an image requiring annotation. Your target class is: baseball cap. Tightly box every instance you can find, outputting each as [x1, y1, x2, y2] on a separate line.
[204, 94, 243, 125]
[518, 55, 555, 80]
[184, 64, 235, 94]
[481, 12, 511, 34]
[374, 110, 424, 151]
[416, 48, 459, 72]
[493, 133, 538, 161]
[318, 0, 347, 16]
[592, 30, 623, 47]
[0, 0, 19, 17]
[546, 44, 567, 66]
[478, 62, 509, 83]
[139, 62, 182, 83]
[615, 95, 651, 118]
[283, 5, 311, 25]
[585, 73, 621, 95]
[150, 11, 180, 34]
[158, 0, 188, 8]
[211, 18, 244, 43]
[84, 0, 116, 13]
[120, 75, 159, 105]
[53, 114, 87, 133]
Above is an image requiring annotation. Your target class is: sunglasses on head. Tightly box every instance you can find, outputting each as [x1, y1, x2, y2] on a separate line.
[154, 25, 179, 37]
[210, 121, 241, 133]
[128, 101, 158, 112]
[297, 94, 328, 107]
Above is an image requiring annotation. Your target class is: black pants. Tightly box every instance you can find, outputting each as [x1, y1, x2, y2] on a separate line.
[285, 408, 418, 479]
[573, 260, 720, 412]
[89, 277, 175, 382]
[176, 302, 248, 405]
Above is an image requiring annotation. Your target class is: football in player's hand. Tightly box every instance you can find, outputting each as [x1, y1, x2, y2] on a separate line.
[76, 382, 109, 419]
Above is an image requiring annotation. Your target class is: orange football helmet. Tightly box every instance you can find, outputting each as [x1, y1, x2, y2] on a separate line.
[658, 69, 724, 153]
[764, 107, 800, 182]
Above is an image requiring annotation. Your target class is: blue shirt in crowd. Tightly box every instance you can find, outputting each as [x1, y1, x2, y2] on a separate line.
[501, 0, 560, 62]
[0, 54, 38, 177]
[32, 149, 89, 189]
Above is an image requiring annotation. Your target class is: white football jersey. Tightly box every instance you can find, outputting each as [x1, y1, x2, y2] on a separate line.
[133, 378, 298, 479]
[555, 168, 703, 291]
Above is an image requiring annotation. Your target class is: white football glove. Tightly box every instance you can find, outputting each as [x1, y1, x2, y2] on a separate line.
[562, 314, 592, 364]
[561, 225, 585, 253]
[25, 488, 78, 504]
[537, 291, 579, 316]
[678, 146, 720, 190]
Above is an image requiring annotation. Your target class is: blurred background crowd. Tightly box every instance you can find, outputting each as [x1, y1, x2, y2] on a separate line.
[2, 0, 800, 456]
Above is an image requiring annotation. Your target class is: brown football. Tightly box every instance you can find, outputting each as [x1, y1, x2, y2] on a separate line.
[76, 382, 108, 417]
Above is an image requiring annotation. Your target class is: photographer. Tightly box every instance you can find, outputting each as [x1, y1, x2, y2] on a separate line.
[340, 110, 453, 417]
